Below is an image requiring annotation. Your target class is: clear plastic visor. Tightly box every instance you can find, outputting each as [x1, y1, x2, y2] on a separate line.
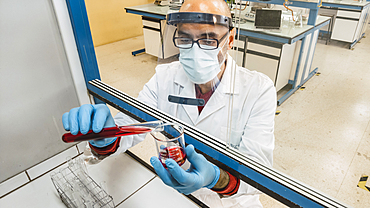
[158, 21, 231, 84]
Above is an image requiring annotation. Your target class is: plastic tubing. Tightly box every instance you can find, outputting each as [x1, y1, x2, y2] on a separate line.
[235, 1, 248, 11]
[284, 0, 295, 22]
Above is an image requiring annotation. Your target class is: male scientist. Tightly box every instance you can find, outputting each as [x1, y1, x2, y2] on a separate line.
[62, 0, 276, 207]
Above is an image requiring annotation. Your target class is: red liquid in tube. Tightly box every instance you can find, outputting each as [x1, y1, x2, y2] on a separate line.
[62, 126, 152, 143]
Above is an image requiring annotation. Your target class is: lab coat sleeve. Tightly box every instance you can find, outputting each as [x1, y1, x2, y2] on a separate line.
[107, 70, 160, 157]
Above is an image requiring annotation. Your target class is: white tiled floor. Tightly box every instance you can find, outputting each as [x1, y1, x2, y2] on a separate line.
[0, 145, 81, 198]
[95, 28, 370, 207]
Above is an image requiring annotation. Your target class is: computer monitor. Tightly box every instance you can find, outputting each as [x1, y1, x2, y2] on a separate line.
[254, 9, 282, 29]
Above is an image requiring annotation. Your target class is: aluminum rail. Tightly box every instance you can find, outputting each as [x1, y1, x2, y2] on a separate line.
[88, 79, 350, 208]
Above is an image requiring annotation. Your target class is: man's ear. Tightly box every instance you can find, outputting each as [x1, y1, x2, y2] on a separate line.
[228, 28, 236, 50]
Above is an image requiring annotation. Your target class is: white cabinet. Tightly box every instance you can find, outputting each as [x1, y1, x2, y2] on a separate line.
[331, 18, 358, 42]
[329, 9, 366, 43]
[245, 53, 279, 83]
[276, 42, 296, 91]
[142, 18, 179, 59]
[244, 40, 282, 86]
[230, 37, 298, 92]
[143, 26, 161, 57]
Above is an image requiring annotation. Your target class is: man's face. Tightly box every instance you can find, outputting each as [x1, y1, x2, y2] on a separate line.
[177, 23, 232, 63]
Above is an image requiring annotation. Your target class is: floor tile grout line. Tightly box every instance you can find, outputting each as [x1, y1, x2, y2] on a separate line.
[25, 171, 31, 181]
[0, 145, 79, 190]
[334, 118, 370, 198]
[0, 152, 83, 199]
[114, 176, 157, 207]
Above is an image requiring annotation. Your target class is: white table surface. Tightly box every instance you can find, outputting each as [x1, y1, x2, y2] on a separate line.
[322, 0, 370, 7]
[0, 153, 199, 208]
[117, 177, 199, 208]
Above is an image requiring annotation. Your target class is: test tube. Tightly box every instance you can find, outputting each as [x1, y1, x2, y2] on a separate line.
[62, 120, 163, 143]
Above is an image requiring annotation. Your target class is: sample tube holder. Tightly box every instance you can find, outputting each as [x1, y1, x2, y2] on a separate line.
[50, 158, 114, 208]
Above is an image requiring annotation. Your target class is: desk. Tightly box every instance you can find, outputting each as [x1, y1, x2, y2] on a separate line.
[320, 0, 370, 48]
[0, 144, 200, 207]
[230, 16, 330, 95]
[125, 4, 330, 105]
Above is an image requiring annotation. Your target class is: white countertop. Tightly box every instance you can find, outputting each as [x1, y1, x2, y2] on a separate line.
[235, 15, 330, 39]
[322, 0, 370, 7]
[0, 151, 199, 208]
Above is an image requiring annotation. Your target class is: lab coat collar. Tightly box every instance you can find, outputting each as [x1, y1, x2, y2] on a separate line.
[174, 65, 199, 125]
[174, 62, 189, 87]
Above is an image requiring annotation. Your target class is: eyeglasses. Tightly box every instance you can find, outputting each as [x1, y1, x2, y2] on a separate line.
[173, 29, 229, 50]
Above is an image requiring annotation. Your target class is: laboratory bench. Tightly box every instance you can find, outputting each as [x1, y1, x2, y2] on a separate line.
[0, 142, 200, 208]
[229, 15, 330, 93]
[125, 3, 330, 105]
[319, 0, 370, 49]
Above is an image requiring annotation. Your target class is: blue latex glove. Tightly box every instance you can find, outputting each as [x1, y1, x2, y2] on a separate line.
[62, 104, 116, 147]
[150, 144, 220, 195]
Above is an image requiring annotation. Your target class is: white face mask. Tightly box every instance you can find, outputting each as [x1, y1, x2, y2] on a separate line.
[179, 40, 227, 84]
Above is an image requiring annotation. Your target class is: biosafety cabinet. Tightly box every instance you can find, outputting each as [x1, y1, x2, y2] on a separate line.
[0, 0, 90, 184]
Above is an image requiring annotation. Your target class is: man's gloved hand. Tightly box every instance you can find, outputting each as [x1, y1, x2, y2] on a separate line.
[62, 104, 116, 147]
[150, 144, 220, 195]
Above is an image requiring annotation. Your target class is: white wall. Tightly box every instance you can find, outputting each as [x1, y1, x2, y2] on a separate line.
[0, 0, 83, 182]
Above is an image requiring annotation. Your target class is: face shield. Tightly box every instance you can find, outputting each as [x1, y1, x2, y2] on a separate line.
[159, 12, 232, 85]
[157, 10, 245, 151]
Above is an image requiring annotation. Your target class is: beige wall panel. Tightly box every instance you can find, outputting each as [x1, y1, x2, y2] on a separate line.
[85, 0, 153, 46]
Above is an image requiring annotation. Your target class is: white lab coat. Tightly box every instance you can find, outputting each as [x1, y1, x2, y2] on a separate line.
[111, 53, 276, 207]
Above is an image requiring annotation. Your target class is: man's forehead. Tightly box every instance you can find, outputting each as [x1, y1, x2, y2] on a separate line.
[180, 0, 231, 18]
